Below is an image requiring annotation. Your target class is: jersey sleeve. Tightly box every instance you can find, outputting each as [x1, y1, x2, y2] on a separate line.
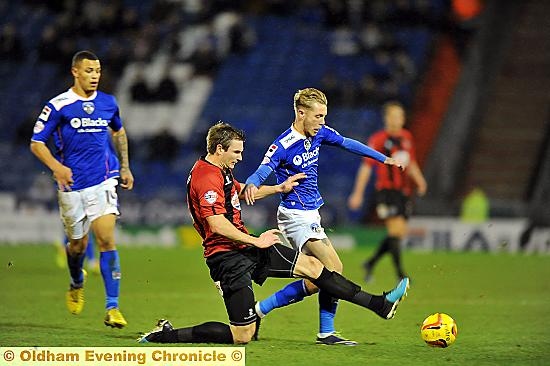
[320, 125, 345, 146]
[363, 133, 383, 167]
[31, 103, 61, 143]
[109, 98, 123, 131]
[194, 171, 228, 218]
[261, 142, 285, 170]
[245, 142, 281, 186]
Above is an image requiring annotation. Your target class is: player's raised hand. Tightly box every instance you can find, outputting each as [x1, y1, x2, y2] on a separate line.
[120, 167, 134, 190]
[243, 183, 259, 206]
[53, 165, 74, 191]
[278, 173, 307, 193]
[255, 229, 283, 248]
[384, 157, 405, 171]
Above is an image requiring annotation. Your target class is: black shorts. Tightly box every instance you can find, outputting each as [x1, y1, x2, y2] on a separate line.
[205, 243, 299, 326]
[375, 189, 412, 219]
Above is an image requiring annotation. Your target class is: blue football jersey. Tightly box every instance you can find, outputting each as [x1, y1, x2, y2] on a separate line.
[259, 125, 345, 210]
[31, 89, 123, 191]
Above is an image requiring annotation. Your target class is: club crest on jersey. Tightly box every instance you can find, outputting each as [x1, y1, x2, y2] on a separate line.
[310, 223, 322, 233]
[204, 190, 218, 204]
[82, 101, 95, 115]
[304, 139, 311, 151]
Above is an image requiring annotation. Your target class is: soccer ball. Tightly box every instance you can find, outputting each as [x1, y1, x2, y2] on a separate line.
[420, 313, 458, 348]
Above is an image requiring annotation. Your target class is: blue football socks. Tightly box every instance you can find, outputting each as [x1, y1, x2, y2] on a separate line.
[319, 290, 338, 335]
[100, 250, 121, 309]
[258, 280, 308, 316]
[66, 247, 85, 287]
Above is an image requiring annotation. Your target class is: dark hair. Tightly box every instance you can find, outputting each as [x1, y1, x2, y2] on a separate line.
[206, 121, 245, 154]
[71, 50, 99, 67]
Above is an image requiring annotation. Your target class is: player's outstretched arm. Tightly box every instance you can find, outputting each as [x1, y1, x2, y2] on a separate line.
[243, 165, 274, 205]
[30, 141, 74, 191]
[111, 127, 134, 190]
[339, 137, 388, 163]
[241, 173, 306, 204]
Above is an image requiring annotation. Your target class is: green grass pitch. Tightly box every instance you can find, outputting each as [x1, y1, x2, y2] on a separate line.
[1, 244, 550, 365]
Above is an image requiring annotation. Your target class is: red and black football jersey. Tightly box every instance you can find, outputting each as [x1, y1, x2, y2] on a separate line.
[187, 157, 248, 257]
[363, 129, 417, 196]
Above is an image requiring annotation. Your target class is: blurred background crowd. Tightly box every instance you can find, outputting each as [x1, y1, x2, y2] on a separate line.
[0, 0, 548, 233]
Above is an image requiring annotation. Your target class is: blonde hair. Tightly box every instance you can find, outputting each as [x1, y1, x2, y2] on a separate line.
[293, 88, 327, 112]
[382, 100, 405, 116]
[206, 121, 245, 154]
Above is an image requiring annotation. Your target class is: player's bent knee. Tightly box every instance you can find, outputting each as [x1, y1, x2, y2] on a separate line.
[294, 254, 324, 279]
[232, 324, 255, 344]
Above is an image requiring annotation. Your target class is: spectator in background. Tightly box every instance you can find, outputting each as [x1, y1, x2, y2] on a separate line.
[38, 25, 63, 64]
[190, 42, 220, 77]
[348, 101, 426, 282]
[154, 67, 179, 102]
[360, 22, 385, 55]
[0, 23, 24, 61]
[130, 69, 154, 103]
[460, 185, 489, 223]
[148, 128, 180, 162]
[320, 71, 342, 106]
[358, 74, 384, 107]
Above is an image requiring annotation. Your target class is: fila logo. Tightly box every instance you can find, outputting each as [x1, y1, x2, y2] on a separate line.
[224, 175, 232, 186]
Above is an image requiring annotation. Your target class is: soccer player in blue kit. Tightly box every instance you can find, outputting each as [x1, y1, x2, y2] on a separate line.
[244, 88, 409, 345]
[30, 50, 133, 328]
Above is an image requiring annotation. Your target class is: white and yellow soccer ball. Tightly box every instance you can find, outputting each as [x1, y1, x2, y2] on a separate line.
[420, 313, 458, 348]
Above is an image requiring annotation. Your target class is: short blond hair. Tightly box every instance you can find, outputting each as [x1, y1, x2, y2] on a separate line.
[293, 88, 327, 112]
[382, 100, 405, 116]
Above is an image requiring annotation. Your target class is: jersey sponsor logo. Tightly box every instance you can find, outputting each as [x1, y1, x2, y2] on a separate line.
[39, 106, 51, 121]
[69, 117, 110, 129]
[82, 101, 95, 114]
[280, 132, 299, 149]
[231, 191, 241, 210]
[392, 150, 410, 167]
[204, 190, 218, 204]
[292, 146, 319, 166]
[265, 144, 278, 158]
[33, 120, 45, 133]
